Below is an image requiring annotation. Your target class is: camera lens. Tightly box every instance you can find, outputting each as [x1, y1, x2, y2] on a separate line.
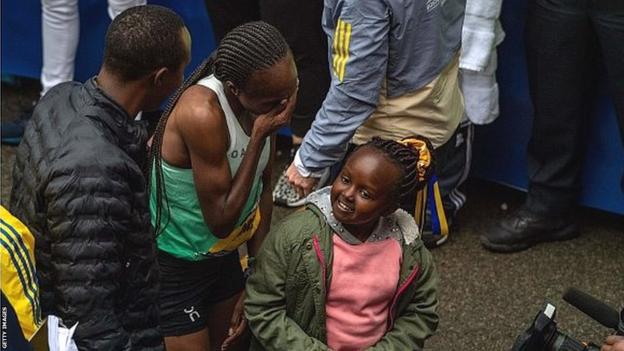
[551, 332, 599, 351]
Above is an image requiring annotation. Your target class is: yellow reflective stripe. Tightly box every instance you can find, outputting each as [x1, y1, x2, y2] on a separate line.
[1, 236, 40, 339]
[414, 185, 427, 231]
[0, 206, 35, 263]
[0, 223, 37, 292]
[332, 19, 351, 82]
[332, 19, 341, 76]
[0, 207, 41, 339]
[338, 21, 347, 81]
[338, 22, 352, 81]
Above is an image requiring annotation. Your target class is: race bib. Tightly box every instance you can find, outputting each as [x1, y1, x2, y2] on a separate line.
[208, 206, 261, 254]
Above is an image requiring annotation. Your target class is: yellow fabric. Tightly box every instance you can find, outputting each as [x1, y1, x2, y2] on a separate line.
[208, 206, 261, 253]
[332, 18, 352, 82]
[414, 184, 428, 232]
[0, 206, 41, 340]
[397, 137, 433, 183]
[240, 255, 249, 272]
[352, 54, 464, 148]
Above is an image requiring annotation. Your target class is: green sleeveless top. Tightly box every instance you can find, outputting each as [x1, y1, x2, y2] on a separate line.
[150, 75, 270, 261]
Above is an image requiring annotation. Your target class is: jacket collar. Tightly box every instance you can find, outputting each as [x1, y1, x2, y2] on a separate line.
[83, 77, 148, 163]
[307, 187, 421, 245]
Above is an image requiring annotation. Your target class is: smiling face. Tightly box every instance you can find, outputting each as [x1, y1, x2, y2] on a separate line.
[330, 146, 402, 240]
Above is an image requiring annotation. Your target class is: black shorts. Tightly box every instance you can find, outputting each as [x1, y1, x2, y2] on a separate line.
[158, 250, 245, 336]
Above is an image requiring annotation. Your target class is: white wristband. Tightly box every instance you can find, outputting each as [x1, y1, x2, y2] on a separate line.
[294, 150, 325, 178]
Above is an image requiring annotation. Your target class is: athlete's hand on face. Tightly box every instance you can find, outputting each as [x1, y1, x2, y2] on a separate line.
[602, 335, 624, 351]
[252, 91, 298, 138]
[221, 292, 248, 351]
[286, 162, 319, 197]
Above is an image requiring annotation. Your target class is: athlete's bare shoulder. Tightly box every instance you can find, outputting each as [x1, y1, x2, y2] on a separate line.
[174, 84, 225, 126]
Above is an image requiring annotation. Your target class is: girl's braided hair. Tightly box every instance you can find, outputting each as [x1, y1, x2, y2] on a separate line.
[364, 136, 435, 201]
[149, 21, 289, 235]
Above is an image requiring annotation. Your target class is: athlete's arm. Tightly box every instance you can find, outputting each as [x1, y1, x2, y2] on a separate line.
[176, 86, 294, 238]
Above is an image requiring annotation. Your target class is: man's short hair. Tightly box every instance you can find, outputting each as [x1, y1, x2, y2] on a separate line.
[103, 5, 187, 81]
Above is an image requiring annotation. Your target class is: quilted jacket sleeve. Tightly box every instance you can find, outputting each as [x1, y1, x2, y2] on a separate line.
[44, 162, 162, 351]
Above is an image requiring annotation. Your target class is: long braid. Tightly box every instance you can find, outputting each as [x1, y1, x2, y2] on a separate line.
[149, 21, 289, 236]
[366, 136, 435, 200]
[149, 58, 214, 236]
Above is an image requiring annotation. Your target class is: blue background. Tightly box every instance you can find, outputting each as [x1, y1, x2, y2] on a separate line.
[2, 0, 623, 214]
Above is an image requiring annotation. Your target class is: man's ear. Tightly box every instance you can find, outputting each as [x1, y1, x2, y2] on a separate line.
[226, 81, 240, 96]
[153, 67, 169, 86]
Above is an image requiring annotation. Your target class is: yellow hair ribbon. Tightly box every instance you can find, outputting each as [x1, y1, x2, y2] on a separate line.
[397, 137, 432, 183]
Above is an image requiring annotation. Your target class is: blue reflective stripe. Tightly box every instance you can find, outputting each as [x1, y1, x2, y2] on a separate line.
[427, 176, 441, 234]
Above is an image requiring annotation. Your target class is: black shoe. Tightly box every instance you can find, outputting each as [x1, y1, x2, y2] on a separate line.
[480, 207, 579, 253]
[422, 230, 451, 249]
[421, 209, 455, 249]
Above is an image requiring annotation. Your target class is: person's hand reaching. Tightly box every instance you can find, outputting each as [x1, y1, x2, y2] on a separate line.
[286, 162, 319, 197]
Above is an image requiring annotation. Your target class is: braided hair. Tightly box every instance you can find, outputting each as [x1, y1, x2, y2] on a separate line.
[364, 136, 435, 201]
[149, 21, 290, 235]
[214, 21, 289, 90]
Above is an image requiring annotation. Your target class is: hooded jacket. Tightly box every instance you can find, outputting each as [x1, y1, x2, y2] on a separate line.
[245, 195, 439, 350]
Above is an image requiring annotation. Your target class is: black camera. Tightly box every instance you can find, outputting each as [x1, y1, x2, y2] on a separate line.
[512, 302, 600, 351]
[512, 288, 624, 351]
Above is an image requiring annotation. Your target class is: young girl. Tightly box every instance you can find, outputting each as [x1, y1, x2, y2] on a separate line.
[149, 22, 298, 351]
[245, 137, 439, 350]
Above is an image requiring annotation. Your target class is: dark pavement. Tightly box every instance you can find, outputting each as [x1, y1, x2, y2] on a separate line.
[2, 80, 623, 350]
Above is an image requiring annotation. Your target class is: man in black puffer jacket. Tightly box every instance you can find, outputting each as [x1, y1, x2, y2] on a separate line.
[9, 6, 191, 350]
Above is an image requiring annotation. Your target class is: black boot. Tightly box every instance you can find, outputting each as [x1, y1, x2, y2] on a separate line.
[480, 206, 579, 253]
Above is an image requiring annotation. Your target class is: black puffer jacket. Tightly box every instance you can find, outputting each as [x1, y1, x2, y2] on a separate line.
[10, 78, 163, 351]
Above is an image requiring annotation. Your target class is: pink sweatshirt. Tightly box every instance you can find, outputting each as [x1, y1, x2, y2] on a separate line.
[325, 234, 402, 351]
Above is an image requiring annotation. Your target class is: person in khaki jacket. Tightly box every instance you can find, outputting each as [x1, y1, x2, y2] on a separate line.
[286, 0, 467, 249]
[246, 137, 439, 350]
